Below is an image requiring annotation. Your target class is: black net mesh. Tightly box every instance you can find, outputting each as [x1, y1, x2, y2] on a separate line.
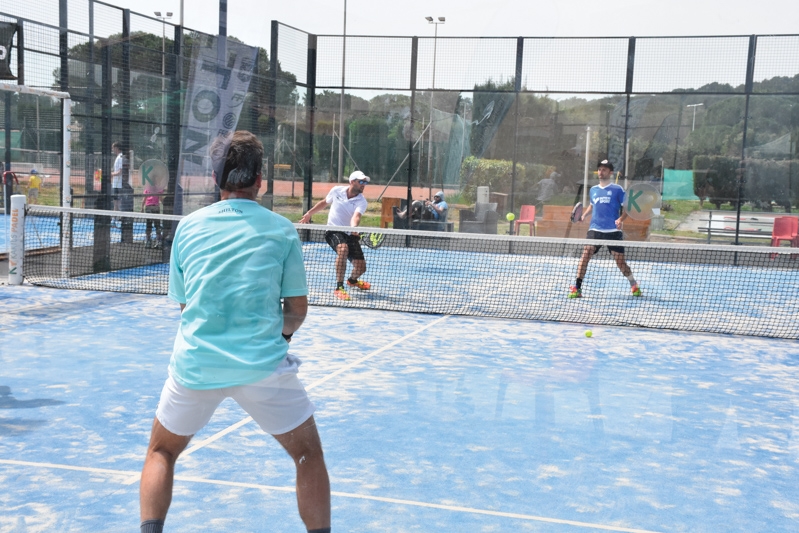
[22, 205, 799, 339]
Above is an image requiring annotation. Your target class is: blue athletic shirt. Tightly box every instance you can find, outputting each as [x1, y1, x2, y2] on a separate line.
[588, 183, 626, 232]
[168, 199, 308, 390]
[431, 200, 448, 220]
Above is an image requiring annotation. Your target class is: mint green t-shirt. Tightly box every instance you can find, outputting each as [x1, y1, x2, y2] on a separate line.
[167, 199, 308, 390]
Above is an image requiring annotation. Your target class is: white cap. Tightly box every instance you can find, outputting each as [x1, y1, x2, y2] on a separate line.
[348, 170, 370, 183]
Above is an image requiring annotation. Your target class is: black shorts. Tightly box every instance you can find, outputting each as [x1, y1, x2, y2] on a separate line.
[324, 231, 365, 261]
[587, 230, 624, 254]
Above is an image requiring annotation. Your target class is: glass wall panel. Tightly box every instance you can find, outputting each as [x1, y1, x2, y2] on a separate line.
[309, 88, 412, 227]
[269, 77, 305, 220]
[744, 95, 799, 213]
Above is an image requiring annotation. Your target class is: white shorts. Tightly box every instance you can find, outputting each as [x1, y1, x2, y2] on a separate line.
[155, 353, 315, 436]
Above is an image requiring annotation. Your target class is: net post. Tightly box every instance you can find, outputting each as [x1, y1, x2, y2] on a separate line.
[62, 97, 72, 207]
[61, 210, 71, 279]
[8, 195, 25, 285]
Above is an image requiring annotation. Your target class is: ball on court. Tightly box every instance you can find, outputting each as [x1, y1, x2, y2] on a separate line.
[585, 330, 593, 338]
[506, 212, 515, 221]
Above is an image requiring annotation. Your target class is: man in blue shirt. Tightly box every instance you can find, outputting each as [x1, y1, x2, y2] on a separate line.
[424, 191, 449, 221]
[568, 159, 642, 299]
[139, 131, 331, 533]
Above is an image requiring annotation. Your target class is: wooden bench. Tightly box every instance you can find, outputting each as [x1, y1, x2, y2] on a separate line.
[273, 164, 292, 178]
[535, 205, 650, 241]
[381, 197, 403, 228]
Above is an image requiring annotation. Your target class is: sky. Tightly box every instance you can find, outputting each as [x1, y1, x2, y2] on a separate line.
[104, 0, 799, 52]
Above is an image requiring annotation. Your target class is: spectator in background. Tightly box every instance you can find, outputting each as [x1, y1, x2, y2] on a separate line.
[120, 148, 134, 213]
[141, 181, 164, 248]
[111, 141, 124, 212]
[396, 191, 448, 221]
[395, 200, 425, 221]
[27, 169, 41, 205]
[424, 191, 448, 221]
[535, 170, 559, 209]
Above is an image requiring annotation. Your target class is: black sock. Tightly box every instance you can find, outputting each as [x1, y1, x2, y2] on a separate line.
[576, 278, 583, 289]
[336, 282, 344, 290]
[141, 520, 164, 533]
[348, 277, 358, 284]
[308, 529, 331, 533]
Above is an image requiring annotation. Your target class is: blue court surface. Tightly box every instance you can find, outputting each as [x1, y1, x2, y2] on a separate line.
[1, 284, 798, 532]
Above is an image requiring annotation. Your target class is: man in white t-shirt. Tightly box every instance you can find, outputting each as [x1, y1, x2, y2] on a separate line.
[300, 170, 371, 301]
[111, 141, 124, 212]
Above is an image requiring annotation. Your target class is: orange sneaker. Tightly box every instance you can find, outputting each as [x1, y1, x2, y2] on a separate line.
[334, 287, 351, 301]
[347, 279, 371, 290]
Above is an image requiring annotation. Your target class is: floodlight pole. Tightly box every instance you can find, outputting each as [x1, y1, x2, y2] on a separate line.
[426, 16, 445, 199]
[337, 0, 347, 182]
[154, 11, 172, 158]
[687, 103, 703, 131]
[583, 127, 591, 207]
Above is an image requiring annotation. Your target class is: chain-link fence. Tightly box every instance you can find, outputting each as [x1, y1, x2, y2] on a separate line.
[2, 2, 799, 242]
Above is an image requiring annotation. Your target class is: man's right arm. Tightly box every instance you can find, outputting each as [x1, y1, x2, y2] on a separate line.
[299, 199, 328, 224]
[581, 203, 593, 222]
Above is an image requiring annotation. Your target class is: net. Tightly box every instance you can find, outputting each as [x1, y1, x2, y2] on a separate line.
[21, 205, 799, 339]
[23, 205, 180, 294]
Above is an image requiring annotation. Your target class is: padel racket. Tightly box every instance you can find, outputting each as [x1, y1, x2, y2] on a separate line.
[623, 182, 662, 221]
[360, 232, 385, 249]
[570, 202, 583, 223]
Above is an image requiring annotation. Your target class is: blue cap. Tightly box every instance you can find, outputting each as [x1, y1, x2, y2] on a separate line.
[30, 169, 38, 174]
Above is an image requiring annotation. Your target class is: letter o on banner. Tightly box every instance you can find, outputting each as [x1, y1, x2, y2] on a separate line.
[191, 90, 221, 123]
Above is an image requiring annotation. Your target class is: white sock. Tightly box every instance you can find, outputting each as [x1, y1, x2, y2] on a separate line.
[626, 274, 637, 286]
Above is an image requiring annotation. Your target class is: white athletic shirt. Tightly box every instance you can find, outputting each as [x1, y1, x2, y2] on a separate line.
[325, 185, 367, 229]
[112, 153, 123, 189]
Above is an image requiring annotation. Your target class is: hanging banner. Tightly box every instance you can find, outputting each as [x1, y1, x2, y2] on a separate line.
[176, 34, 257, 214]
[0, 22, 18, 80]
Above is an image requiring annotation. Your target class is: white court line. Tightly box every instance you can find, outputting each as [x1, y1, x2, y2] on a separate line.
[119, 314, 453, 486]
[0, 458, 663, 533]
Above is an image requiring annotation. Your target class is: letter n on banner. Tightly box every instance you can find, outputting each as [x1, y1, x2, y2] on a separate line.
[176, 35, 257, 215]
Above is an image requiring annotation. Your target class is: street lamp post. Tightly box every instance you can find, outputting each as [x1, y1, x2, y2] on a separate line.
[154, 10, 173, 158]
[337, 0, 347, 182]
[687, 103, 704, 131]
[425, 16, 445, 199]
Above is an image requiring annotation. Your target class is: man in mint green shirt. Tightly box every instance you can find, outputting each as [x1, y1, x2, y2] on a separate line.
[139, 131, 331, 533]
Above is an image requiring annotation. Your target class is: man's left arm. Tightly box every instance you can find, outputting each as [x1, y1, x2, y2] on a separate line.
[282, 296, 308, 341]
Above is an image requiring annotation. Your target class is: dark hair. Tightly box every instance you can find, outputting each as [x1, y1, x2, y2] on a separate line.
[213, 131, 264, 191]
[112, 141, 124, 151]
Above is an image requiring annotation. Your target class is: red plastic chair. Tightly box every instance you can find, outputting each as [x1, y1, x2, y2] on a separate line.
[789, 216, 799, 247]
[770, 216, 798, 259]
[514, 205, 536, 236]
